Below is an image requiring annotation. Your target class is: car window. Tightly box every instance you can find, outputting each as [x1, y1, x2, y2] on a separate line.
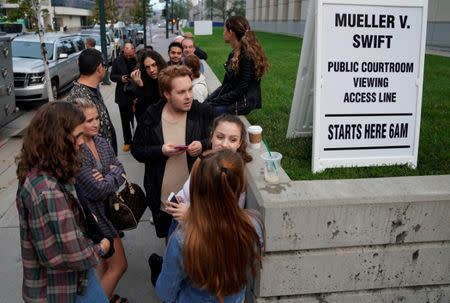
[72, 37, 85, 52]
[56, 39, 76, 57]
[12, 41, 54, 60]
[0, 23, 23, 33]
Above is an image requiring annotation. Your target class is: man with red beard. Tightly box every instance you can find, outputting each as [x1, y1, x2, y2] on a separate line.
[131, 65, 216, 239]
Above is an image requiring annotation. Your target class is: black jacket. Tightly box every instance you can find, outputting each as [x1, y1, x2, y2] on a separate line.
[130, 99, 216, 213]
[133, 77, 160, 120]
[194, 47, 208, 60]
[110, 55, 137, 107]
[205, 51, 261, 115]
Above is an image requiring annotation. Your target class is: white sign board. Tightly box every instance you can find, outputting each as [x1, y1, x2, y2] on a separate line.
[194, 20, 213, 35]
[287, 0, 315, 138]
[312, 0, 428, 172]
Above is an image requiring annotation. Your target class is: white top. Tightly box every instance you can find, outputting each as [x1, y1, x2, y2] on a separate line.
[192, 74, 208, 103]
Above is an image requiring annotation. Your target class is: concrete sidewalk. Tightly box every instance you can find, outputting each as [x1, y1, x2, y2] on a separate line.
[0, 31, 180, 303]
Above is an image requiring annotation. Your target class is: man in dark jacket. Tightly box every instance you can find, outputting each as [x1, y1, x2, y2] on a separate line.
[131, 65, 216, 238]
[110, 43, 137, 152]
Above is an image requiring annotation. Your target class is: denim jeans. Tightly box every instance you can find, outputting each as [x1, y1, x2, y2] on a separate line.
[75, 268, 108, 303]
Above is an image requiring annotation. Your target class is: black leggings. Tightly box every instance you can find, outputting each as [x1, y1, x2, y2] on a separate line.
[118, 103, 134, 145]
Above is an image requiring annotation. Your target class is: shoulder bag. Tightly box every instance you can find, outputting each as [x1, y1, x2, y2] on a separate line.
[110, 174, 147, 231]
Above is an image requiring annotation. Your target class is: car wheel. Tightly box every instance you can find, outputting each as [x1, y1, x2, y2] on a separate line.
[51, 80, 58, 100]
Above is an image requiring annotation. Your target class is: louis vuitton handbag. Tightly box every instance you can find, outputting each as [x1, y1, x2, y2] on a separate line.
[110, 174, 147, 231]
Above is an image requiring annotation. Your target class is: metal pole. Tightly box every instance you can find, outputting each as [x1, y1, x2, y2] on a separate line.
[143, 0, 147, 46]
[170, 0, 174, 34]
[149, 4, 153, 44]
[99, 0, 111, 85]
[165, 0, 169, 39]
[210, 0, 213, 20]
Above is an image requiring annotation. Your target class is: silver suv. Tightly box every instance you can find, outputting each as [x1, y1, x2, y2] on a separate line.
[80, 30, 116, 65]
[12, 33, 85, 102]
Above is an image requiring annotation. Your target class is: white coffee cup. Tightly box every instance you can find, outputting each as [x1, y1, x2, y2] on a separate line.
[247, 125, 263, 149]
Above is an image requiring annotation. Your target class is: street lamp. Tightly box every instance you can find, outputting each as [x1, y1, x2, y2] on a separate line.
[99, 0, 111, 85]
[210, 0, 213, 21]
[143, 0, 147, 46]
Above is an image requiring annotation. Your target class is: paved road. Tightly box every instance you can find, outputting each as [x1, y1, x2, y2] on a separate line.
[0, 29, 177, 303]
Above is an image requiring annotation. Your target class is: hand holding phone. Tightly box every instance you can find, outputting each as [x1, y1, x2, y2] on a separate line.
[174, 145, 188, 151]
[167, 192, 179, 204]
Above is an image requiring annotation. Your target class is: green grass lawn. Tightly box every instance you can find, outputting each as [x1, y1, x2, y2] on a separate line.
[189, 27, 450, 180]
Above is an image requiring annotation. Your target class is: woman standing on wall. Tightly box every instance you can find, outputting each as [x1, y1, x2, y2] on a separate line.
[205, 16, 269, 115]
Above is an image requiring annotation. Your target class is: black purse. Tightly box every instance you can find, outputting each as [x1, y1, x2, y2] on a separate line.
[110, 174, 147, 231]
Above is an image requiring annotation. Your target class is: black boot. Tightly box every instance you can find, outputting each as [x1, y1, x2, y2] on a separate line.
[148, 253, 163, 287]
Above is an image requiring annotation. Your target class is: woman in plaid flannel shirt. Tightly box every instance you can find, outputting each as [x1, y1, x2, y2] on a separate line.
[16, 102, 111, 303]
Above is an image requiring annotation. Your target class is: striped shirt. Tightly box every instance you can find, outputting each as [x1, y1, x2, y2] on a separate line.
[16, 168, 101, 303]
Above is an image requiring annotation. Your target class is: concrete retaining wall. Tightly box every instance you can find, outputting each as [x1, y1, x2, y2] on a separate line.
[245, 145, 450, 302]
[202, 60, 450, 303]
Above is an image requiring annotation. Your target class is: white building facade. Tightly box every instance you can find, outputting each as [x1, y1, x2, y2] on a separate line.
[246, 0, 450, 48]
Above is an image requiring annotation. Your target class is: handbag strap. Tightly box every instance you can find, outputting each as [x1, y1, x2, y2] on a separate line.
[121, 173, 135, 194]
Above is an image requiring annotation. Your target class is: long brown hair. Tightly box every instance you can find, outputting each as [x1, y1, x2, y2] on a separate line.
[16, 102, 85, 183]
[183, 150, 261, 297]
[225, 15, 269, 79]
[138, 49, 167, 81]
[210, 114, 252, 163]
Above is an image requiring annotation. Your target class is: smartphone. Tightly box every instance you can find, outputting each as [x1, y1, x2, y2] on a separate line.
[167, 192, 179, 204]
[174, 145, 188, 151]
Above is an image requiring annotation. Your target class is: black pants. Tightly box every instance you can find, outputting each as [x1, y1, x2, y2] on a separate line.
[118, 103, 134, 145]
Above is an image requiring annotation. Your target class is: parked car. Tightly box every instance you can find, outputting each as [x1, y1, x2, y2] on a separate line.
[0, 22, 26, 40]
[80, 31, 115, 65]
[136, 30, 144, 45]
[12, 33, 85, 102]
[125, 27, 138, 45]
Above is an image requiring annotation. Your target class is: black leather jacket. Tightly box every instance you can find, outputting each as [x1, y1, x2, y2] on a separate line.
[205, 51, 261, 115]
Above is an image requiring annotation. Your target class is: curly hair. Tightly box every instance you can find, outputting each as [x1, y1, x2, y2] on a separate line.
[225, 16, 269, 79]
[16, 102, 86, 184]
[138, 50, 167, 81]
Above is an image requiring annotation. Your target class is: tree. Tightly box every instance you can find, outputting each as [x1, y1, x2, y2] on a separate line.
[123, 1, 153, 24]
[91, 0, 118, 24]
[204, 0, 227, 22]
[205, 0, 245, 22]
[226, 0, 245, 17]
[172, 0, 192, 20]
[6, 0, 49, 30]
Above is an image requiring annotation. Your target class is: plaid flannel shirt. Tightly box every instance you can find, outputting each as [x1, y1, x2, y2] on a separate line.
[16, 168, 101, 303]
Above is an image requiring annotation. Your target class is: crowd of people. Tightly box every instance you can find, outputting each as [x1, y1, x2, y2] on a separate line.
[15, 16, 268, 303]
